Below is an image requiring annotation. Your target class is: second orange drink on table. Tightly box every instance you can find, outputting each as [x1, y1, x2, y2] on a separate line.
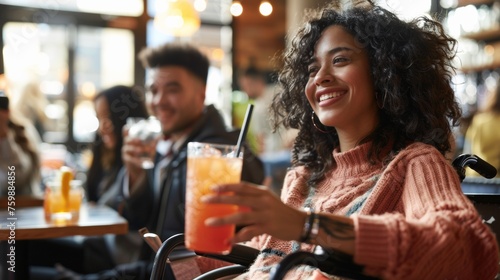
[43, 167, 84, 222]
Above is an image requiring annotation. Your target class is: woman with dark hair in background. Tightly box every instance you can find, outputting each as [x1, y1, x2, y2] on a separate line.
[29, 86, 150, 278]
[86, 85, 149, 203]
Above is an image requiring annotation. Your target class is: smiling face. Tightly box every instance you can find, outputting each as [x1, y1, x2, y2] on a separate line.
[94, 96, 116, 149]
[147, 66, 206, 139]
[305, 25, 379, 147]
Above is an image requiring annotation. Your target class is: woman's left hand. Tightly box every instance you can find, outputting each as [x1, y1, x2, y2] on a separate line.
[201, 182, 306, 245]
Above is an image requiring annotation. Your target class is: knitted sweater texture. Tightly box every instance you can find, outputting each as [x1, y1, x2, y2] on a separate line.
[241, 142, 499, 279]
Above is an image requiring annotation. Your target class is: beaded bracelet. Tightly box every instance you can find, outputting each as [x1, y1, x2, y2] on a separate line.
[300, 209, 320, 243]
[307, 212, 320, 243]
[300, 208, 314, 242]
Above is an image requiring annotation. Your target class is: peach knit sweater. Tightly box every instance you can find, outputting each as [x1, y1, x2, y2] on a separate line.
[240, 142, 499, 279]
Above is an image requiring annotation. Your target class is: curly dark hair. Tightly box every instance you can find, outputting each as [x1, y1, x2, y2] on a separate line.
[270, 2, 461, 186]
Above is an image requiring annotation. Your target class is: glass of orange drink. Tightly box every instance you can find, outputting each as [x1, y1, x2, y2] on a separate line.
[43, 167, 84, 222]
[185, 142, 243, 255]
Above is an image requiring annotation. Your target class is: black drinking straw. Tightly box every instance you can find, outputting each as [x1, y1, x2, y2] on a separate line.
[235, 104, 254, 157]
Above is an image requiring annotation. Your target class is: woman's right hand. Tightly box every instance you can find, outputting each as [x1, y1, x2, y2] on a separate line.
[201, 182, 307, 244]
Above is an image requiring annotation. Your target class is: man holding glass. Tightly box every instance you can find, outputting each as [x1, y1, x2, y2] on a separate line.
[56, 43, 264, 280]
[127, 42, 263, 234]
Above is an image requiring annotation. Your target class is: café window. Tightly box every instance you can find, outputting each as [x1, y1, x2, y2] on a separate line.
[147, 0, 234, 122]
[2, 22, 135, 145]
[1, 0, 234, 149]
[0, 0, 143, 17]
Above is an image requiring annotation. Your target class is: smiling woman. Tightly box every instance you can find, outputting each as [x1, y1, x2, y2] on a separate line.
[199, 1, 499, 279]
[305, 26, 377, 151]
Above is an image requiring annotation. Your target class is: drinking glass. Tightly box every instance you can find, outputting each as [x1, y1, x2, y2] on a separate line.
[185, 142, 243, 255]
[44, 179, 84, 222]
[127, 116, 162, 169]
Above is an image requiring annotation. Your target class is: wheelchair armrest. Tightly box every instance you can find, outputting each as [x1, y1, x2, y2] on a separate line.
[270, 250, 379, 280]
[453, 154, 498, 182]
[197, 243, 260, 267]
[150, 233, 187, 280]
[193, 265, 248, 280]
[150, 233, 259, 280]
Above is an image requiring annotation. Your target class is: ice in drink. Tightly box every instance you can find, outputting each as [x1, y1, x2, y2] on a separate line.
[185, 142, 243, 254]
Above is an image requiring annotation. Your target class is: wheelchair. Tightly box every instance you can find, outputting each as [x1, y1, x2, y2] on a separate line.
[150, 154, 499, 280]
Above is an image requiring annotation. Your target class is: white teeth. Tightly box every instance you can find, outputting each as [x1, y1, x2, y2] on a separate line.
[319, 92, 343, 102]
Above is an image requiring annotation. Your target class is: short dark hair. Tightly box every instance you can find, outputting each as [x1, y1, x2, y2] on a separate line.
[138, 43, 210, 84]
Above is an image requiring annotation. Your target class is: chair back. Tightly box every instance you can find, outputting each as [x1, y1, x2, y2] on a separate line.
[465, 193, 500, 278]
[465, 193, 500, 249]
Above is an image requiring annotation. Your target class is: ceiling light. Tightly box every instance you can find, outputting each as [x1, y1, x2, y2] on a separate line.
[154, 0, 201, 37]
[193, 0, 207, 12]
[259, 1, 273, 16]
[230, 1, 243, 17]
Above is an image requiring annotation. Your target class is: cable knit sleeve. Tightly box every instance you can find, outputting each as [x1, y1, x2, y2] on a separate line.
[280, 166, 309, 205]
[352, 143, 499, 280]
[243, 167, 309, 251]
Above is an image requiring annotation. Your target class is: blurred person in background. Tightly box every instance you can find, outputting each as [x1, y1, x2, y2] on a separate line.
[234, 65, 296, 193]
[231, 64, 264, 154]
[28, 86, 150, 278]
[83, 85, 151, 269]
[55, 42, 264, 280]
[464, 84, 500, 177]
[10, 80, 49, 139]
[87, 85, 149, 204]
[0, 91, 42, 197]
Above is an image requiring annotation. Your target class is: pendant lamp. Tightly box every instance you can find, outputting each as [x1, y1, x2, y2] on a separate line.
[154, 0, 201, 37]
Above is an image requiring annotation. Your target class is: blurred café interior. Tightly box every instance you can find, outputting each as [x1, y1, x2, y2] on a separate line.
[0, 0, 500, 279]
[1, 0, 500, 196]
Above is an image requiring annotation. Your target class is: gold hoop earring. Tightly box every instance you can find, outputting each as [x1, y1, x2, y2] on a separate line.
[311, 111, 333, 133]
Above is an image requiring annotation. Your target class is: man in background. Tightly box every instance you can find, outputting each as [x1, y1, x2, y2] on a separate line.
[57, 43, 264, 280]
[233, 65, 295, 193]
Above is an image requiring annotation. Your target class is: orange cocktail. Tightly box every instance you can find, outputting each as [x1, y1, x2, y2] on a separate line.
[185, 142, 243, 255]
[43, 167, 83, 222]
[44, 185, 83, 221]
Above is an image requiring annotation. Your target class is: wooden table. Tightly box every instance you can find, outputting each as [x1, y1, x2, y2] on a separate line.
[0, 204, 128, 240]
[0, 204, 128, 279]
[0, 195, 44, 209]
